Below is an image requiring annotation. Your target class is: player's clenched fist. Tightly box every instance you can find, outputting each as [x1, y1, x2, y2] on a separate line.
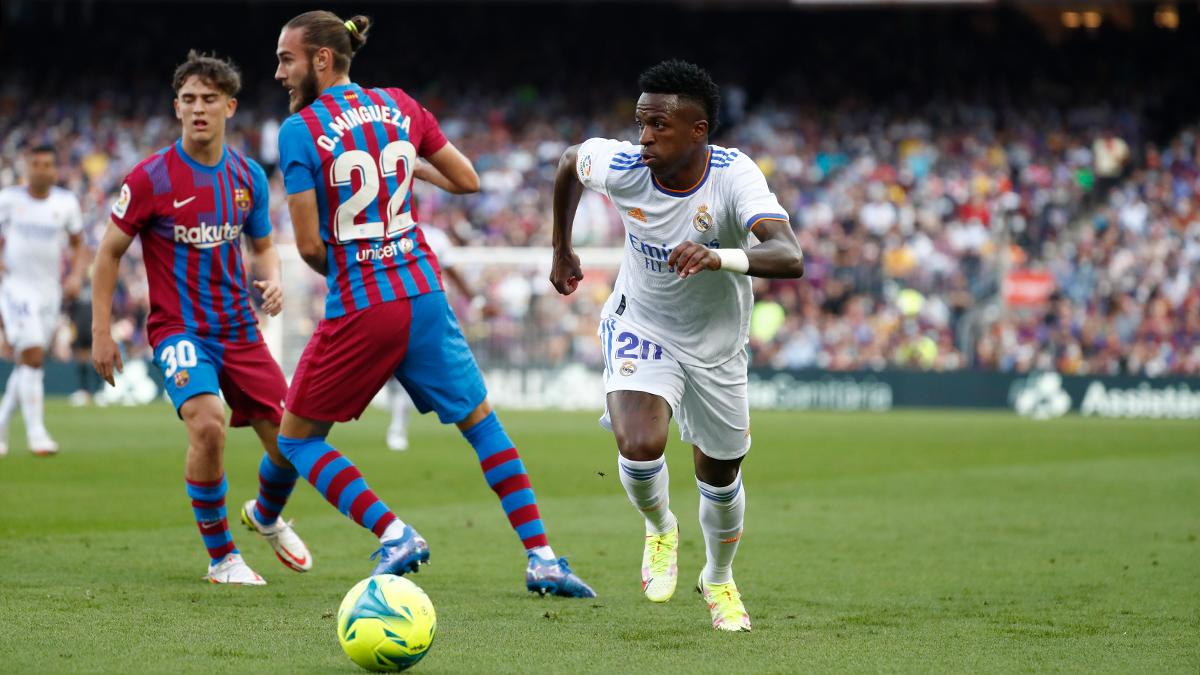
[668, 241, 720, 279]
[254, 279, 284, 316]
[92, 332, 124, 386]
[550, 249, 584, 295]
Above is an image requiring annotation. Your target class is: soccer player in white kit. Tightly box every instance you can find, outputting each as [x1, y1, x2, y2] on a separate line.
[550, 61, 804, 631]
[0, 145, 88, 456]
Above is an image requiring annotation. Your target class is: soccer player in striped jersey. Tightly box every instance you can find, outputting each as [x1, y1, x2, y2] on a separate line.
[274, 10, 593, 597]
[91, 52, 311, 585]
[551, 60, 805, 630]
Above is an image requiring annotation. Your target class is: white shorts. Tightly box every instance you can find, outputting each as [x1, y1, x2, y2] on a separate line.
[0, 282, 59, 352]
[598, 316, 751, 460]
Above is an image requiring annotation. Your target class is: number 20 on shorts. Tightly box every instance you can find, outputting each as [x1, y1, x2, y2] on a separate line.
[614, 332, 663, 360]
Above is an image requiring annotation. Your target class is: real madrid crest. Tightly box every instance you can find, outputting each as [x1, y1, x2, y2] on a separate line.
[234, 188, 252, 211]
[619, 361, 637, 376]
[693, 204, 714, 233]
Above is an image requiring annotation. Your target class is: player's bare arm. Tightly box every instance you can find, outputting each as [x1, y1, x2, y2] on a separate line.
[417, 144, 479, 194]
[549, 143, 585, 295]
[63, 232, 89, 300]
[287, 189, 327, 276]
[668, 218, 803, 280]
[249, 235, 283, 316]
[90, 221, 135, 385]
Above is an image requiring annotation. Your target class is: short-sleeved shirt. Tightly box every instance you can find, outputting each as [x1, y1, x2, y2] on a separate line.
[576, 139, 789, 366]
[111, 140, 271, 346]
[278, 83, 449, 319]
[0, 185, 83, 293]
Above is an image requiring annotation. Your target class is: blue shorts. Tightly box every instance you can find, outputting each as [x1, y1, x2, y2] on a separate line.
[154, 333, 287, 426]
[286, 292, 488, 424]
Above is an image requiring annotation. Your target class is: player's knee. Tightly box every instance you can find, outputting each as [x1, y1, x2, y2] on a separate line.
[694, 454, 742, 487]
[190, 418, 226, 455]
[19, 348, 44, 368]
[614, 427, 668, 462]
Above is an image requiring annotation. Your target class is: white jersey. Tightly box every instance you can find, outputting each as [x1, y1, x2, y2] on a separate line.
[576, 138, 788, 366]
[0, 186, 82, 293]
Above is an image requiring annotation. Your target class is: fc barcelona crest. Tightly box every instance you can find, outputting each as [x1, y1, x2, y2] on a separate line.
[174, 369, 190, 388]
[234, 188, 252, 211]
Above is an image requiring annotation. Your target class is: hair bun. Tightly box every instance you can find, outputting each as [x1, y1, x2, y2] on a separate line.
[347, 14, 371, 52]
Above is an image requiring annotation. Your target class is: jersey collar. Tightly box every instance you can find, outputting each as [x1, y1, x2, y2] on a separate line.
[174, 139, 228, 173]
[651, 147, 712, 198]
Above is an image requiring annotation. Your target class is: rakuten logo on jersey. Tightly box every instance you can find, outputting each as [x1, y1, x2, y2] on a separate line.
[174, 223, 243, 249]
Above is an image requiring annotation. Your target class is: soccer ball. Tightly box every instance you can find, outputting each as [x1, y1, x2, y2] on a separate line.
[337, 574, 437, 671]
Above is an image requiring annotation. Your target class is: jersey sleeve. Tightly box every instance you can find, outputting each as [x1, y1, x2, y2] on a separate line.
[111, 166, 156, 236]
[414, 103, 448, 158]
[0, 190, 12, 235]
[575, 138, 639, 198]
[244, 160, 272, 239]
[729, 153, 789, 231]
[278, 115, 318, 195]
[63, 193, 84, 236]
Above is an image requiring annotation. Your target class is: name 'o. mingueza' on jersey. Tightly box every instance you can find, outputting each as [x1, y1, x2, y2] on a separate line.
[111, 140, 272, 346]
[278, 83, 450, 319]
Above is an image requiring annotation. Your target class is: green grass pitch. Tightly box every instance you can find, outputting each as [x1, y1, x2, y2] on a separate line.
[0, 402, 1197, 673]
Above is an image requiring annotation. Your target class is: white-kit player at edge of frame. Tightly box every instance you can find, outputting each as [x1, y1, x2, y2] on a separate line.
[549, 59, 804, 632]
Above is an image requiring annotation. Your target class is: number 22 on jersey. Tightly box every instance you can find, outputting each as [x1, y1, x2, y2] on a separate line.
[331, 139, 416, 243]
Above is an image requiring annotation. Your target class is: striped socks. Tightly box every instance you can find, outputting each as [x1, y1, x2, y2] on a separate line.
[277, 435, 399, 539]
[697, 472, 745, 585]
[462, 412, 552, 557]
[617, 455, 677, 534]
[253, 453, 298, 527]
[186, 475, 237, 563]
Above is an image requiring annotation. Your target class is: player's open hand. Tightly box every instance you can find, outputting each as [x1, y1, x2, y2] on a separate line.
[668, 241, 720, 279]
[550, 249, 584, 295]
[254, 280, 283, 316]
[92, 333, 124, 387]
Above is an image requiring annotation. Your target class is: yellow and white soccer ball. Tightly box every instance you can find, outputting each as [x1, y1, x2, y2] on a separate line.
[337, 574, 437, 672]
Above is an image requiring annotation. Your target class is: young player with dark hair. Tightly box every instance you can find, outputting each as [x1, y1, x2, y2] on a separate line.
[551, 59, 805, 630]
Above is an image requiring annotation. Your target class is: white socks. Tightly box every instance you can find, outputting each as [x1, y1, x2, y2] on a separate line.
[697, 472, 745, 585]
[618, 455, 677, 534]
[0, 366, 48, 439]
[528, 545, 557, 561]
[0, 367, 19, 428]
[17, 366, 48, 439]
[379, 518, 410, 543]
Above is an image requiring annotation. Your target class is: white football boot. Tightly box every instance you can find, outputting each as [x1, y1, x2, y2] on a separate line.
[205, 553, 266, 585]
[28, 432, 58, 457]
[241, 500, 313, 572]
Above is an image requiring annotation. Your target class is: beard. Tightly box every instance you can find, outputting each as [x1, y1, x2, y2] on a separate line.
[290, 67, 321, 113]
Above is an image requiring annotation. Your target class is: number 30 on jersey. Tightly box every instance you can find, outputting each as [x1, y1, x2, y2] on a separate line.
[330, 140, 416, 243]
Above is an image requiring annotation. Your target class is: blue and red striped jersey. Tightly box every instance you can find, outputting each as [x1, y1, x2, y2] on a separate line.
[111, 140, 271, 346]
[278, 83, 448, 319]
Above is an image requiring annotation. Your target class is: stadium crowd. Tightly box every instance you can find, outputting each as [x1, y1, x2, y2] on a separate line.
[1, 81, 1197, 377]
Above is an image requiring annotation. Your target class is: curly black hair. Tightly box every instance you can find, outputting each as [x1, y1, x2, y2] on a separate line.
[637, 59, 721, 135]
